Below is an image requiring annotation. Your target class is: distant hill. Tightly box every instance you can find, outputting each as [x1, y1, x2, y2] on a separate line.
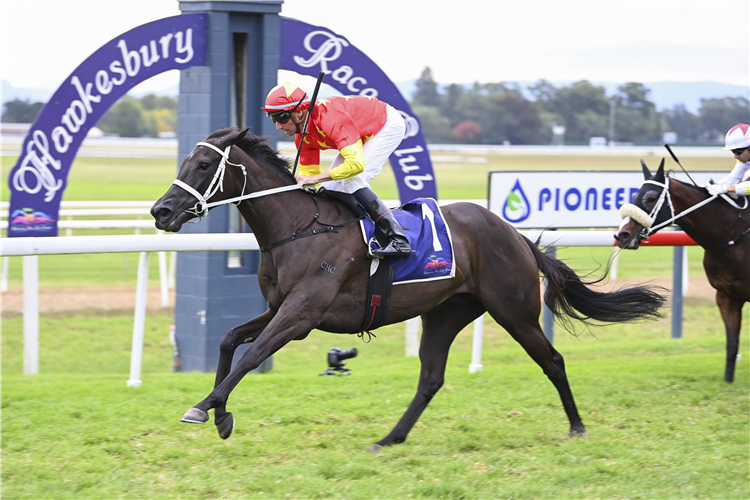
[394, 80, 748, 114]
[1, 79, 179, 105]
[3, 78, 746, 114]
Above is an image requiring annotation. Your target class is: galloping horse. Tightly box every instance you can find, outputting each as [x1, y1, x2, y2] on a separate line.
[151, 127, 665, 449]
[616, 159, 749, 382]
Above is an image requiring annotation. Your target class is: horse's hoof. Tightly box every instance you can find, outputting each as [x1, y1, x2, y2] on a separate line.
[569, 428, 588, 438]
[216, 413, 235, 440]
[180, 407, 209, 424]
[368, 443, 384, 453]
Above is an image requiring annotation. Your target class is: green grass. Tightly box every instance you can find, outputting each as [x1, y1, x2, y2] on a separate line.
[2, 150, 747, 498]
[2, 301, 748, 499]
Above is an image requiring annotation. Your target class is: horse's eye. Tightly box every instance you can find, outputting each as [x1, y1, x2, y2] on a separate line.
[198, 161, 211, 171]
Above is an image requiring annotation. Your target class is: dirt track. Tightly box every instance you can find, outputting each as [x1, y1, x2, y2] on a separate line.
[1, 287, 175, 314]
[1, 276, 717, 315]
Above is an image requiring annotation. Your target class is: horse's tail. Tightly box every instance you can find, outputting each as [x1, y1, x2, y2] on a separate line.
[521, 235, 666, 330]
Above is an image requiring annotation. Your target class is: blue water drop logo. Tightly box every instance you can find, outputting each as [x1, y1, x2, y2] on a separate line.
[502, 179, 531, 223]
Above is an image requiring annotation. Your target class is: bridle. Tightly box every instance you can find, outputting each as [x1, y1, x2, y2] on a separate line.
[619, 174, 748, 240]
[172, 141, 303, 221]
[170, 140, 363, 251]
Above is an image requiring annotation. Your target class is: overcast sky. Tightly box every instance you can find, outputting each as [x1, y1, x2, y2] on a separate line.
[1, 0, 748, 92]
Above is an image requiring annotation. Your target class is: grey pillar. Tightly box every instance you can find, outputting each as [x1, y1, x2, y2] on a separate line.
[671, 246, 684, 339]
[175, 0, 282, 372]
[542, 246, 556, 344]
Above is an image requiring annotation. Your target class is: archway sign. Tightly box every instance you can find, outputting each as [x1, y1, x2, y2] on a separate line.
[6, 14, 208, 238]
[280, 17, 437, 204]
[5, 12, 437, 239]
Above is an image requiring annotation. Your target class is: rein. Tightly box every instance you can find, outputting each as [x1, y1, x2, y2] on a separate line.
[172, 141, 303, 221]
[172, 139, 363, 251]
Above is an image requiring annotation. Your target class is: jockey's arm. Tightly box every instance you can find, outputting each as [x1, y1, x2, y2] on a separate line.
[732, 180, 750, 196]
[295, 140, 365, 185]
[329, 140, 365, 180]
[709, 161, 750, 196]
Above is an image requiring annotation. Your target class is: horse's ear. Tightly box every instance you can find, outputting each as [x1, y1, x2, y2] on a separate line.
[221, 127, 250, 148]
[640, 159, 651, 179]
[655, 158, 665, 181]
[236, 127, 250, 143]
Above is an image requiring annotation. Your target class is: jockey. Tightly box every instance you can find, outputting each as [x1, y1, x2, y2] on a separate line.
[706, 123, 750, 196]
[262, 82, 412, 258]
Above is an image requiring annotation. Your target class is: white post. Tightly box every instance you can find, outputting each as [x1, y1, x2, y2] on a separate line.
[168, 251, 176, 289]
[128, 251, 151, 387]
[682, 246, 689, 297]
[23, 255, 39, 375]
[158, 251, 169, 306]
[469, 314, 484, 373]
[610, 248, 620, 280]
[1, 256, 9, 292]
[405, 317, 420, 357]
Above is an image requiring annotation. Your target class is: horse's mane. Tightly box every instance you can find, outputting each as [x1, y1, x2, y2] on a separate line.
[237, 134, 296, 184]
[207, 129, 296, 184]
[668, 170, 709, 194]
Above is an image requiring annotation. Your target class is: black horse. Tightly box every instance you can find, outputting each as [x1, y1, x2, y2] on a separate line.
[616, 159, 749, 382]
[151, 127, 665, 449]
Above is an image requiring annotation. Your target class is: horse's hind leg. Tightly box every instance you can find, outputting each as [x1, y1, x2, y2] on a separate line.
[716, 291, 744, 383]
[498, 319, 584, 435]
[372, 294, 485, 451]
[483, 295, 585, 436]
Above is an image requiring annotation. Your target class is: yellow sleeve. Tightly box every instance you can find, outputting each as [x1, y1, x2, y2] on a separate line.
[329, 140, 365, 180]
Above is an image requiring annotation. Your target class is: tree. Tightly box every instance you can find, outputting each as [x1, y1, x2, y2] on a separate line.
[615, 82, 656, 116]
[440, 83, 465, 127]
[539, 81, 610, 143]
[141, 94, 177, 111]
[662, 104, 701, 143]
[453, 121, 482, 143]
[412, 67, 442, 108]
[699, 97, 750, 141]
[410, 104, 453, 143]
[97, 96, 156, 137]
[1, 98, 45, 123]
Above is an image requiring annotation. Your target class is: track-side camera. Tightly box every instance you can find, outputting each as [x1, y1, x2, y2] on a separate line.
[320, 347, 358, 376]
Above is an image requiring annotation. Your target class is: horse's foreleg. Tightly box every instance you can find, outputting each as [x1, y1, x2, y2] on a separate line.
[373, 294, 484, 451]
[182, 303, 321, 439]
[716, 291, 744, 383]
[211, 309, 276, 424]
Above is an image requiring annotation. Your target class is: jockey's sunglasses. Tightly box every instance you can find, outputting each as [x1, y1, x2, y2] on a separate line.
[731, 147, 748, 155]
[267, 93, 307, 124]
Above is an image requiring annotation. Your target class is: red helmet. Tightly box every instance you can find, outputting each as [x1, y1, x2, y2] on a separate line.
[261, 83, 310, 113]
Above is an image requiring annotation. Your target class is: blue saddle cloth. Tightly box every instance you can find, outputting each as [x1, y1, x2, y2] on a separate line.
[359, 198, 455, 284]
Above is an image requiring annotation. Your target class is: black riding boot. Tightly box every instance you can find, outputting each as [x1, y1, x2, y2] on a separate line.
[353, 188, 412, 258]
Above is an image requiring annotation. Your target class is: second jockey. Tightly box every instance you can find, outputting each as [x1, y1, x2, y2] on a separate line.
[706, 123, 750, 197]
[262, 82, 412, 258]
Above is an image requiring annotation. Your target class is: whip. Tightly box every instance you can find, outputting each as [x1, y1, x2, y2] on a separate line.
[664, 144, 698, 186]
[291, 71, 325, 178]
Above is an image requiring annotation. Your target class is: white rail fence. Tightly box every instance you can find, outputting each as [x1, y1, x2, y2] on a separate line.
[2, 229, 639, 387]
[1, 200, 691, 385]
